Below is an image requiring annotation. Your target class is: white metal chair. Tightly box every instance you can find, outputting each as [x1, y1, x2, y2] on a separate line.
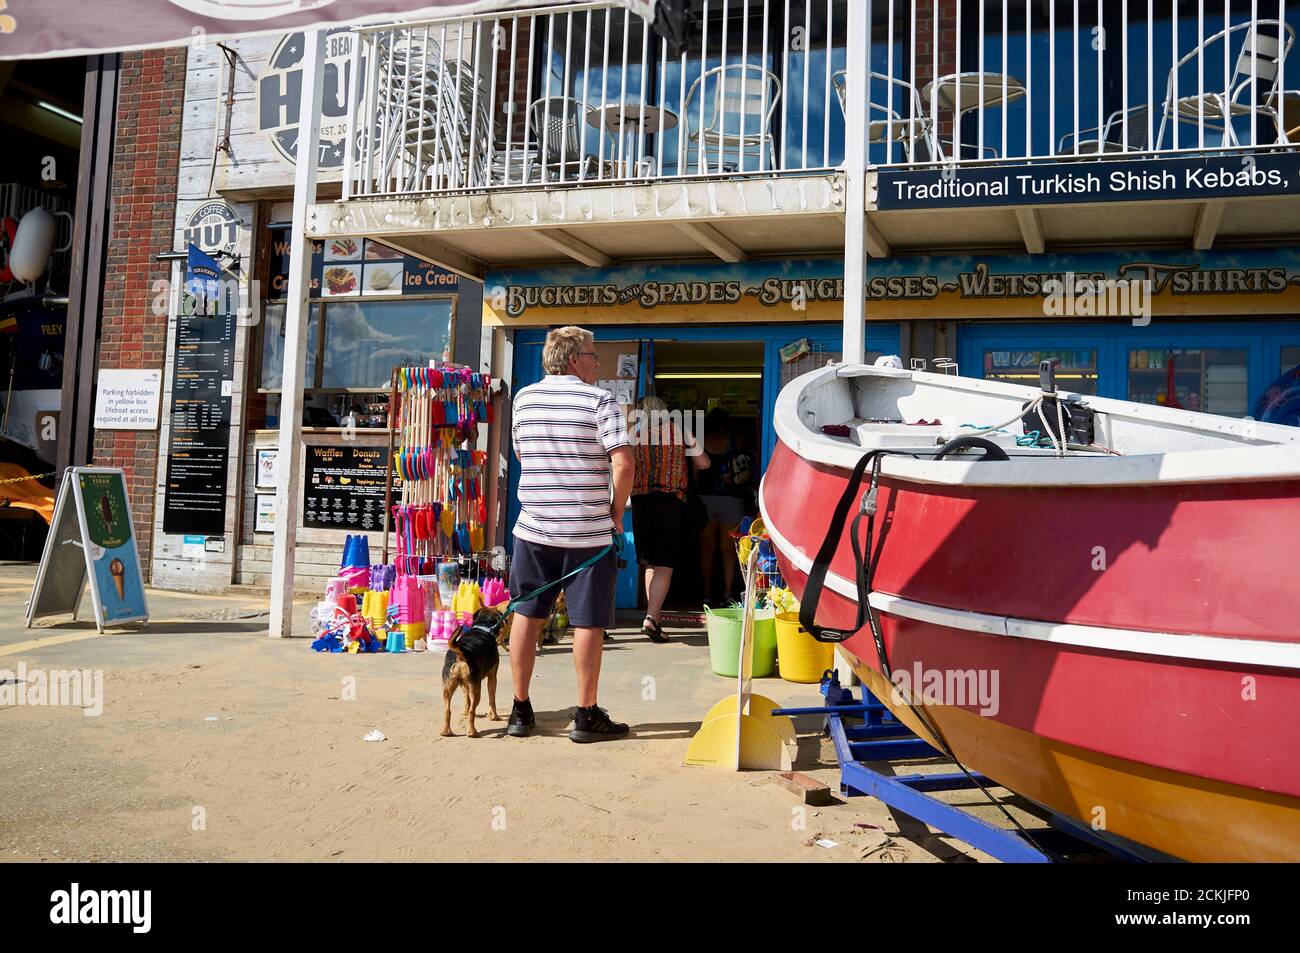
[1059, 105, 1151, 155]
[1157, 20, 1296, 149]
[526, 96, 617, 182]
[831, 69, 940, 163]
[679, 64, 781, 174]
[374, 33, 492, 192]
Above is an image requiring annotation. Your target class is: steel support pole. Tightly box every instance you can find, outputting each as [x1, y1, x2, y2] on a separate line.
[269, 30, 326, 639]
[842, 0, 871, 365]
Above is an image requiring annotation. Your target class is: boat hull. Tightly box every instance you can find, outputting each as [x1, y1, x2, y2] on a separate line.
[762, 441, 1300, 861]
[841, 645, 1300, 863]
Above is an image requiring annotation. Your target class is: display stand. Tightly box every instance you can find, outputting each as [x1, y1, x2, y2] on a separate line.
[27, 468, 149, 633]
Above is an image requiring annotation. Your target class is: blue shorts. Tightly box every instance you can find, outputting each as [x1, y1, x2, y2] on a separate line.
[509, 538, 618, 630]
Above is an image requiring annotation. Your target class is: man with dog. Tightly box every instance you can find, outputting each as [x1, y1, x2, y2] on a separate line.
[507, 326, 636, 742]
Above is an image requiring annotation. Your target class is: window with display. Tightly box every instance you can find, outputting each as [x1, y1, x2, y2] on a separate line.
[1126, 347, 1248, 416]
[257, 297, 454, 429]
[982, 349, 1099, 395]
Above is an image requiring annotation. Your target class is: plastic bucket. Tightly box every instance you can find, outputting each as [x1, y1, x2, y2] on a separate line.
[775, 613, 834, 683]
[705, 606, 776, 678]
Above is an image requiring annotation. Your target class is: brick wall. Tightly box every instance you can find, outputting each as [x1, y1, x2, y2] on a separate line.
[908, 0, 960, 143]
[91, 47, 187, 580]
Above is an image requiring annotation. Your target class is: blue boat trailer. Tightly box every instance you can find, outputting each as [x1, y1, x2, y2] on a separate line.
[771, 673, 1149, 864]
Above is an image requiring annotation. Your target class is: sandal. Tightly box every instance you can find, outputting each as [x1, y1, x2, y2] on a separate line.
[641, 617, 670, 644]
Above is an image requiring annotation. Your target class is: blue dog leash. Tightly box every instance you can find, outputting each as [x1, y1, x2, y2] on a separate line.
[502, 531, 624, 616]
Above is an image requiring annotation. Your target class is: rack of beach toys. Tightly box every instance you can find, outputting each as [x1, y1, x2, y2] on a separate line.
[309, 362, 509, 655]
[701, 516, 834, 683]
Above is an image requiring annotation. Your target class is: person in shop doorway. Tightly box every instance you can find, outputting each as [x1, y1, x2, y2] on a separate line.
[630, 396, 710, 643]
[696, 408, 753, 604]
[507, 326, 636, 743]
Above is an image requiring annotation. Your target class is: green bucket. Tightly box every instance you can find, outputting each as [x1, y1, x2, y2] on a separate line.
[704, 606, 777, 678]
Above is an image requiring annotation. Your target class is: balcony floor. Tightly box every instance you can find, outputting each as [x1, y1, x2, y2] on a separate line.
[306, 171, 1299, 277]
[308, 174, 849, 277]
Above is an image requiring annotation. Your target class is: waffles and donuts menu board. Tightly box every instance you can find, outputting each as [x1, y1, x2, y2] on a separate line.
[303, 445, 398, 531]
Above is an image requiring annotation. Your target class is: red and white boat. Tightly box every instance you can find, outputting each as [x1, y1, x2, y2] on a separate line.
[760, 361, 1300, 862]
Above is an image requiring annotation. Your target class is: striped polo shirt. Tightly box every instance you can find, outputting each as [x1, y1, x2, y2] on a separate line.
[512, 374, 630, 548]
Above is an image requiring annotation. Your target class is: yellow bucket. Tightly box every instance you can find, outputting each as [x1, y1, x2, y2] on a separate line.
[774, 613, 834, 683]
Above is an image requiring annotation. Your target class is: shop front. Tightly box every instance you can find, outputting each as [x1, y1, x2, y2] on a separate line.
[236, 226, 482, 591]
[486, 259, 901, 610]
[943, 248, 1300, 424]
[488, 247, 1299, 610]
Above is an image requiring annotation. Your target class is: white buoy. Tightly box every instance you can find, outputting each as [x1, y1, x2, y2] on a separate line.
[9, 208, 58, 284]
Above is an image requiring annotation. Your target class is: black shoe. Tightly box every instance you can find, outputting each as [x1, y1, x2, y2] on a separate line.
[641, 617, 670, 644]
[569, 705, 629, 743]
[507, 699, 535, 737]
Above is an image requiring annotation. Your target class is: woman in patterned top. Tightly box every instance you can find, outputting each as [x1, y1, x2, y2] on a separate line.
[630, 396, 710, 643]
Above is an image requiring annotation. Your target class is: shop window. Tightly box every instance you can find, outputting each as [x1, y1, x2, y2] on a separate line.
[257, 297, 454, 430]
[1127, 347, 1248, 415]
[321, 299, 454, 390]
[981, 349, 1099, 395]
[260, 302, 322, 390]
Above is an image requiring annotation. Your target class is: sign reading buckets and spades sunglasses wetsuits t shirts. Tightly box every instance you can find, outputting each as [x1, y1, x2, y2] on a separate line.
[27, 468, 149, 633]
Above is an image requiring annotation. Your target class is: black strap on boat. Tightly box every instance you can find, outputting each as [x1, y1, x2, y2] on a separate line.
[799, 449, 888, 645]
[796, 444, 1060, 858]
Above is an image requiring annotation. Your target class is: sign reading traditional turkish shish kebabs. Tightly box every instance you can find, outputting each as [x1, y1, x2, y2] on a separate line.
[0, 1, 655, 60]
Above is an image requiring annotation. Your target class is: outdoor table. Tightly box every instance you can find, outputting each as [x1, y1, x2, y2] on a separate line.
[587, 103, 679, 176]
[923, 71, 1027, 159]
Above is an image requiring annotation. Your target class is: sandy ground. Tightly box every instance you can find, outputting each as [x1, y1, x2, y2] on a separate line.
[0, 563, 1011, 863]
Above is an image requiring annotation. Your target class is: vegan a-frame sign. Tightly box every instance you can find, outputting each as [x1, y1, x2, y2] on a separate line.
[27, 468, 149, 633]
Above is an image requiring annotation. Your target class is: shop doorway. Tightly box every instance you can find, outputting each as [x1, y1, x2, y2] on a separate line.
[649, 340, 764, 609]
[508, 322, 900, 611]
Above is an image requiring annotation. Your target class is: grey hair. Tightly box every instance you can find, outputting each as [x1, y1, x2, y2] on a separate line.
[542, 326, 594, 376]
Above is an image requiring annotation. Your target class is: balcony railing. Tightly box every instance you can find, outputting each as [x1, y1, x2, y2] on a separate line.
[343, 0, 848, 197]
[341, 0, 1300, 198]
[862, 0, 1298, 168]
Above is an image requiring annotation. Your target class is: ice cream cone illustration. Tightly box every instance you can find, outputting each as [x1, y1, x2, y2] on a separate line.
[109, 558, 126, 601]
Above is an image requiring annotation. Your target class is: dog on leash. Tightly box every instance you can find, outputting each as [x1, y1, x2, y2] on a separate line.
[441, 606, 504, 737]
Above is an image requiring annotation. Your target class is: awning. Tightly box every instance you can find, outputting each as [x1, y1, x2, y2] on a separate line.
[0, 0, 656, 61]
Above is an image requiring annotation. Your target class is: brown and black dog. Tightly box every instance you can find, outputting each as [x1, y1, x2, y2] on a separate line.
[441, 606, 504, 737]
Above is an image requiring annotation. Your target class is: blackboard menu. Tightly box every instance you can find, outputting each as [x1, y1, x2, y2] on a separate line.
[303, 445, 395, 531]
[162, 246, 235, 536]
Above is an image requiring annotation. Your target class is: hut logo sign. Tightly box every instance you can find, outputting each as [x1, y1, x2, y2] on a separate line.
[183, 202, 240, 257]
[258, 27, 359, 168]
